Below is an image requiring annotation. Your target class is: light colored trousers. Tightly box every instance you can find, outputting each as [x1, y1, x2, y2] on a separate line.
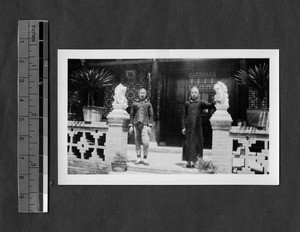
[134, 123, 150, 158]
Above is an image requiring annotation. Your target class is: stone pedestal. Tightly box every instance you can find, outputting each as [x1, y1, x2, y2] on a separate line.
[105, 104, 130, 165]
[210, 103, 233, 174]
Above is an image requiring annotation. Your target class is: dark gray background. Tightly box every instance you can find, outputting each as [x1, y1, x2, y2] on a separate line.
[0, 0, 298, 231]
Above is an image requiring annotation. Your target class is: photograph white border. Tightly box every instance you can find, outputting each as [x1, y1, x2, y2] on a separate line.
[58, 49, 279, 185]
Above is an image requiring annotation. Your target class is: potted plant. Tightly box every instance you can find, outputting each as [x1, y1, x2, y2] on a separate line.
[111, 153, 127, 172]
[69, 67, 114, 122]
[234, 63, 269, 128]
[197, 158, 218, 174]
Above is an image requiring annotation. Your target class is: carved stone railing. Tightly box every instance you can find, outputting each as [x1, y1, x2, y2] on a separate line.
[230, 126, 269, 174]
[68, 121, 109, 161]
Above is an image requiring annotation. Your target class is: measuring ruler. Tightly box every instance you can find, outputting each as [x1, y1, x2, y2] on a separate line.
[18, 20, 48, 213]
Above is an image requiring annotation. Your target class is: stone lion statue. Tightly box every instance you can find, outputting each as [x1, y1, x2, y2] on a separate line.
[113, 84, 128, 106]
[213, 81, 229, 107]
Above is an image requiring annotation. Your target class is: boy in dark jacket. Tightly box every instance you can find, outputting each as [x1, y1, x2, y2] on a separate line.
[129, 88, 154, 165]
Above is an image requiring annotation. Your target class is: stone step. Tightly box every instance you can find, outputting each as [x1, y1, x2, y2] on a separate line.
[68, 146, 214, 175]
[127, 144, 212, 155]
[126, 147, 214, 174]
[127, 163, 214, 174]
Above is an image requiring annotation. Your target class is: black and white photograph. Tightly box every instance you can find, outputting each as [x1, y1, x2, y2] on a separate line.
[58, 49, 279, 185]
[2, 0, 300, 230]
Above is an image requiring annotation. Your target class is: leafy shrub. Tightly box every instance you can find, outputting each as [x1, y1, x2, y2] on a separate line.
[197, 158, 218, 173]
[112, 153, 127, 164]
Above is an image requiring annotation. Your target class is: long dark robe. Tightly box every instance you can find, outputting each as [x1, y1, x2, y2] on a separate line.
[182, 99, 216, 162]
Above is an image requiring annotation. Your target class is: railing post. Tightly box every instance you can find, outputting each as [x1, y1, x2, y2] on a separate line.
[210, 82, 233, 173]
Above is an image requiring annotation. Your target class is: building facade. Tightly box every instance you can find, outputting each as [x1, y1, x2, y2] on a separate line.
[68, 58, 269, 149]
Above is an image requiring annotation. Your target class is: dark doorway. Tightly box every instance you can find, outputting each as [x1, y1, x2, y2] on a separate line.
[165, 74, 188, 146]
[162, 72, 215, 148]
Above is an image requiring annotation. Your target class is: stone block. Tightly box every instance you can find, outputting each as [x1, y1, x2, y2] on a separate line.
[105, 106, 130, 167]
[210, 106, 232, 173]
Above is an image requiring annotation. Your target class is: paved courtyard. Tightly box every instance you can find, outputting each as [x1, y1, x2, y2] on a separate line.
[68, 144, 214, 175]
[125, 144, 213, 174]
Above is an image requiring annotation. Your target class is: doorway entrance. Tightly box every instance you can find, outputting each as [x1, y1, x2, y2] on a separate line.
[161, 73, 215, 148]
[165, 74, 188, 146]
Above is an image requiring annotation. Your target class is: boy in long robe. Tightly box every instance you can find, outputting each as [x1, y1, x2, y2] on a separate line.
[182, 87, 216, 168]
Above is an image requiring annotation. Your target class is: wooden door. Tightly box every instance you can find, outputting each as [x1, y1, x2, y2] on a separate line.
[165, 74, 188, 146]
[163, 73, 215, 148]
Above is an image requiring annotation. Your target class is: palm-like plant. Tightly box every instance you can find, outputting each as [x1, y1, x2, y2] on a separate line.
[235, 63, 269, 108]
[69, 67, 114, 106]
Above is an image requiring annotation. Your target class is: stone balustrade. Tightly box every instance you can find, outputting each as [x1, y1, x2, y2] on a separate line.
[68, 121, 109, 160]
[230, 126, 269, 174]
[68, 84, 130, 173]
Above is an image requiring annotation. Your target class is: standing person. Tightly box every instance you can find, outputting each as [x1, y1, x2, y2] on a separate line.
[129, 88, 154, 166]
[182, 86, 216, 168]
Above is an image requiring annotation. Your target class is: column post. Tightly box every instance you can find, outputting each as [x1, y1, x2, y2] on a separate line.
[105, 84, 130, 168]
[210, 82, 233, 173]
